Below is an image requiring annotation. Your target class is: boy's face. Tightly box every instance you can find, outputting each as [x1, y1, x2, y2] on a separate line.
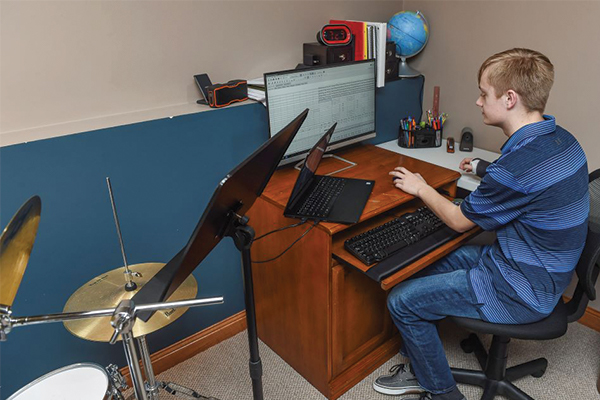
[476, 69, 508, 128]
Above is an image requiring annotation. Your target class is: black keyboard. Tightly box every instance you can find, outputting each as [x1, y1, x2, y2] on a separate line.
[344, 206, 461, 281]
[298, 176, 346, 218]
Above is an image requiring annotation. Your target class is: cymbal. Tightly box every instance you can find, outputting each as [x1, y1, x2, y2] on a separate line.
[0, 196, 42, 308]
[63, 263, 197, 342]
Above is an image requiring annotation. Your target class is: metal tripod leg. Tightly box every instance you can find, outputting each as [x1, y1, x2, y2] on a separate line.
[137, 334, 219, 399]
[137, 335, 160, 399]
[122, 330, 149, 400]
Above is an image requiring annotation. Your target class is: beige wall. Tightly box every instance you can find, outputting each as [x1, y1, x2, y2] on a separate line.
[407, 0, 600, 310]
[0, 0, 402, 144]
[406, 0, 600, 172]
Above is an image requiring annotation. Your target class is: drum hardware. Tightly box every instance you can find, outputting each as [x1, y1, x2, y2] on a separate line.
[2, 296, 224, 399]
[136, 335, 219, 400]
[2, 190, 225, 400]
[106, 177, 138, 291]
[106, 364, 128, 400]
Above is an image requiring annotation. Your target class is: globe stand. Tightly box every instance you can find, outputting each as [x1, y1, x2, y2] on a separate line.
[398, 57, 422, 78]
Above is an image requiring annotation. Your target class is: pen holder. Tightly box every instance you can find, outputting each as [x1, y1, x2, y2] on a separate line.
[398, 126, 443, 149]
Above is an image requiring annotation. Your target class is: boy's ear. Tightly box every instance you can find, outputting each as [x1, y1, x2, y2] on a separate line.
[505, 90, 518, 109]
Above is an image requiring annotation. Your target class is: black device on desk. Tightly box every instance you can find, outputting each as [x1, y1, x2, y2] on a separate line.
[194, 73, 212, 105]
[284, 124, 374, 224]
[460, 127, 474, 152]
[345, 205, 461, 281]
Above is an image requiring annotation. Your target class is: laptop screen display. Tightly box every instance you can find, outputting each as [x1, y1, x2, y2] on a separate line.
[288, 124, 336, 207]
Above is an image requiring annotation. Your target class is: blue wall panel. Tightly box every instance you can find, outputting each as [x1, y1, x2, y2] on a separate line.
[0, 78, 422, 398]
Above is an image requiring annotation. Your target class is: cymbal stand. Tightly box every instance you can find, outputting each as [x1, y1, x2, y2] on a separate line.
[110, 300, 148, 400]
[136, 335, 217, 399]
[1, 296, 224, 400]
[106, 177, 139, 291]
[137, 335, 160, 399]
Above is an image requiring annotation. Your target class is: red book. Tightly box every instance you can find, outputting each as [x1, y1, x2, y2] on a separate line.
[330, 19, 367, 60]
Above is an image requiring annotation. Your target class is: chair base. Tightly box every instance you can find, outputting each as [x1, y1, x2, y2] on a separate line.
[451, 334, 547, 400]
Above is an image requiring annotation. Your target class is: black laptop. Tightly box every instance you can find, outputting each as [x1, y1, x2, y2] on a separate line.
[283, 124, 375, 224]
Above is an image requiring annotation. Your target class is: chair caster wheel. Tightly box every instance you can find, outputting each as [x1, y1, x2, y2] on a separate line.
[531, 368, 546, 378]
[460, 338, 475, 354]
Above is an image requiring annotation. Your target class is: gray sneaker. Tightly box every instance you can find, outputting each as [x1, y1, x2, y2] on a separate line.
[373, 363, 425, 396]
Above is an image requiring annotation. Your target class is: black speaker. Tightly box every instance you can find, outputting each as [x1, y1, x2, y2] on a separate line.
[303, 42, 353, 66]
[385, 41, 399, 82]
[460, 127, 474, 152]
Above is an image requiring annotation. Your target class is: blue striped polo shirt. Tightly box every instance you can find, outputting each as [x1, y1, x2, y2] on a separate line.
[460, 115, 589, 324]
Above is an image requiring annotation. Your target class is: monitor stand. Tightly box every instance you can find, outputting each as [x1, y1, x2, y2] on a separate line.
[294, 154, 357, 176]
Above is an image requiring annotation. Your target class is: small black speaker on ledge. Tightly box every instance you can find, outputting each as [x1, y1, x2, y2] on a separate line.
[303, 42, 353, 67]
[385, 41, 399, 82]
[460, 127, 474, 152]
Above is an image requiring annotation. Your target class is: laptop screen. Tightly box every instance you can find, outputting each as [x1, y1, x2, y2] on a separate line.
[287, 123, 337, 206]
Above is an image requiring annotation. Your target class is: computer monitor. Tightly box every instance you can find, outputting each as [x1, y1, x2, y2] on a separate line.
[265, 60, 376, 167]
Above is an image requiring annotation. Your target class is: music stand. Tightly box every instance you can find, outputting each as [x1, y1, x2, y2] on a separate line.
[131, 109, 310, 400]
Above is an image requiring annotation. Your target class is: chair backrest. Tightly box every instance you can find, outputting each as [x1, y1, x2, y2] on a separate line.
[567, 168, 600, 322]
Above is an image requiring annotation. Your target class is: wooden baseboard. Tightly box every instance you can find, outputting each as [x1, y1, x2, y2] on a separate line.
[578, 305, 600, 332]
[120, 310, 247, 384]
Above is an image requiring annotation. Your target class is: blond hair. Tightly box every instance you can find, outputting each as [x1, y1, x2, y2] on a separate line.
[478, 48, 554, 113]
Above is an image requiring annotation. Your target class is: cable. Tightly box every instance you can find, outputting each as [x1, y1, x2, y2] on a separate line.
[251, 220, 319, 264]
[253, 218, 308, 242]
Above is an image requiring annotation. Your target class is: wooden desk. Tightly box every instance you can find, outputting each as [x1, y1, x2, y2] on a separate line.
[247, 145, 480, 399]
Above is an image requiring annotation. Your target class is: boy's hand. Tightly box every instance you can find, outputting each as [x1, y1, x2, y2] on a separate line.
[459, 158, 474, 172]
[389, 167, 428, 197]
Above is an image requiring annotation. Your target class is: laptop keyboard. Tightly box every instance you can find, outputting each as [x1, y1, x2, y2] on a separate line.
[297, 176, 346, 218]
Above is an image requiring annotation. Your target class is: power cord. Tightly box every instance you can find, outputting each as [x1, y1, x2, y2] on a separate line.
[251, 220, 319, 264]
[253, 218, 308, 242]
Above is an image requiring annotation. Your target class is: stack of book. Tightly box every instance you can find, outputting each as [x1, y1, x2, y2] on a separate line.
[247, 77, 266, 106]
[330, 19, 388, 88]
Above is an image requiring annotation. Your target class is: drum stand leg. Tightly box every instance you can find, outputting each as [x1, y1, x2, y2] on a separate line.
[137, 336, 160, 399]
[122, 331, 149, 400]
[137, 335, 218, 400]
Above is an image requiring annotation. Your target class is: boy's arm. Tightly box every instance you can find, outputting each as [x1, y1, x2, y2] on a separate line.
[390, 167, 476, 232]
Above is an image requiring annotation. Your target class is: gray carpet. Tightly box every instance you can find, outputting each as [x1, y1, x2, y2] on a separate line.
[154, 321, 600, 400]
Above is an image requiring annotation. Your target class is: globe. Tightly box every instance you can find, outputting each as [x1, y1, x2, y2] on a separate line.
[387, 10, 430, 77]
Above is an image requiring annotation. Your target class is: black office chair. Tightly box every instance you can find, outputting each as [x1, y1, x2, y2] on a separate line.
[448, 168, 600, 400]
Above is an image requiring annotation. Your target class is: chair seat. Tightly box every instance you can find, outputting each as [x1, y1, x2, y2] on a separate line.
[448, 299, 568, 340]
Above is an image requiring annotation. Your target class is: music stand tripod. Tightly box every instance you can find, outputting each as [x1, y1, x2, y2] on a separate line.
[223, 212, 263, 400]
[131, 108, 311, 400]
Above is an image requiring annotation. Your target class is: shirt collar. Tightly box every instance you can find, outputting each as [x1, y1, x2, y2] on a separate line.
[500, 115, 556, 154]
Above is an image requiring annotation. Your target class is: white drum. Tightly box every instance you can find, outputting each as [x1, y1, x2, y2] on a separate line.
[8, 363, 111, 400]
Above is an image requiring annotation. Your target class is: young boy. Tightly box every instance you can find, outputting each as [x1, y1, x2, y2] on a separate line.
[373, 48, 589, 400]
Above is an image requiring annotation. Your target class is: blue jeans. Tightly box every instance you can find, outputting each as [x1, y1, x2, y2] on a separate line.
[388, 245, 485, 395]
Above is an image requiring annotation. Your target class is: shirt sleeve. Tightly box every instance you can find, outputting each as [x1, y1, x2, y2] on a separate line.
[460, 163, 529, 231]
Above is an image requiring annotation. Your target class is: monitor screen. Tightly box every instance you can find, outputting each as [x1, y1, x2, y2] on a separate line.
[265, 60, 376, 166]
